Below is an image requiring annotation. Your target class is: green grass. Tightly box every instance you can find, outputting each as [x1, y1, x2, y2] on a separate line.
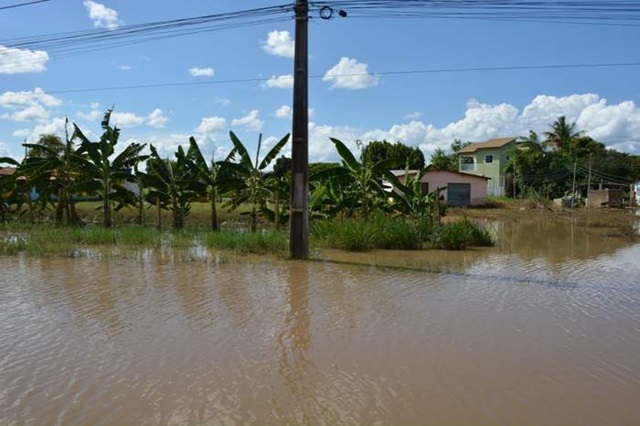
[312, 214, 422, 252]
[201, 230, 288, 255]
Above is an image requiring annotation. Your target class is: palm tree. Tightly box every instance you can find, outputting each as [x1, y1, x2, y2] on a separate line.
[311, 138, 400, 217]
[225, 131, 290, 232]
[72, 110, 147, 227]
[543, 116, 583, 151]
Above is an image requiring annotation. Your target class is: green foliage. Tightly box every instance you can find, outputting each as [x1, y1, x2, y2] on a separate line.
[73, 109, 147, 227]
[312, 214, 421, 252]
[145, 145, 197, 229]
[429, 147, 457, 171]
[225, 131, 290, 232]
[432, 219, 494, 250]
[311, 138, 399, 217]
[361, 140, 425, 169]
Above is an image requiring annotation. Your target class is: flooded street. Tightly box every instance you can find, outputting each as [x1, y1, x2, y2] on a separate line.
[1, 219, 640, 425]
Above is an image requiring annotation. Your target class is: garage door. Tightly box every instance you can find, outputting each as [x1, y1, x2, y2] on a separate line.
[447, 183, 471, 207]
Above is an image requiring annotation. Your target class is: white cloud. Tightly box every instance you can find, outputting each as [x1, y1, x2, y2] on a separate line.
[403, 111, 423, 120]
[304, 93, 640, 162]
[189, 67, 215, 77]
[83, 1, 122, 29]
[118, 64, 132, 70]
[147, 108, 168, 128]
[0, 88, 61, 123]
[17, 117, 68, 144]
[146, 134, 191, 157]
[215, 96, 231, 106]
[196, 116, 227, 134]
[77, 109, 102, 121]
[275, 105, 292, 118]
[5, 104, 49, 122]
[110, 112, 144, 128]
[323, 57, 378, 90]
[0, 45, 49, 74]
[0, 142, 11, 158]
[261, 30, 294, 58]
[231, 110, 263, 131]
[264, 74, 293, 89]
[0, 88, 61, 108]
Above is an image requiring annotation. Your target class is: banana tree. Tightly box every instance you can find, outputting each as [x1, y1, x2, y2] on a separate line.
[145, 145, 197, 229]
[311, 137, 400, 217]
[21, 124, 85, 225]
[72, 109, 147, 227]
[225, 131, 290, 232]
[186, 136, 233, 231]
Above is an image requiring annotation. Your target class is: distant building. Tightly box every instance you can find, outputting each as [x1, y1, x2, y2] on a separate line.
[457, 137, 518, 196]
[390, 168, 490, 207]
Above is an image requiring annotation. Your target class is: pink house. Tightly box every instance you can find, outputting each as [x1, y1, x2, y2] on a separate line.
[390, 169, 489, 207]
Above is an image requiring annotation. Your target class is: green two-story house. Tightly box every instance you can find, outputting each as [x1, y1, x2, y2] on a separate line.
[457, 137, 517, 196]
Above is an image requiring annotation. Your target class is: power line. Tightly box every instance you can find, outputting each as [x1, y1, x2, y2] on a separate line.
[44, 60, 640, 95]
[0, 0, 49, 11]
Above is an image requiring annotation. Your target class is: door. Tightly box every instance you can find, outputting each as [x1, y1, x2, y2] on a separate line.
[447, 183, 471, 207]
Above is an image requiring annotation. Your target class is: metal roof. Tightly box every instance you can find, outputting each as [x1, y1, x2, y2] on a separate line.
[456, 137, 517, 154]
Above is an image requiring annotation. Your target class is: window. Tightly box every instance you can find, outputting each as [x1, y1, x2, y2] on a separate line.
[485, 155, 493, 163]
[461, 156, 474, 164]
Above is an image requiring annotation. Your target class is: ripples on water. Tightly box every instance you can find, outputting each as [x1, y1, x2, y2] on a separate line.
[1, 221, 640, 425]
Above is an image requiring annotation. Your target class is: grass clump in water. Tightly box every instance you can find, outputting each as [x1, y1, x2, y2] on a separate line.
[432, 219, 494, 250]
[312, 214, 420, 252]
[202, 230, 288, 255]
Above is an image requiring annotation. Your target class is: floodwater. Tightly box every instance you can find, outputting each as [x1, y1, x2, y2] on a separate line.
[2, 218, 640, 425]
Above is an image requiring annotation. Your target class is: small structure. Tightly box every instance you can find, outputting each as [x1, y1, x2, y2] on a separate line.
[587, 188, 624, 208]
[457, 137, 518, 196]
[390, 168, 490, 207]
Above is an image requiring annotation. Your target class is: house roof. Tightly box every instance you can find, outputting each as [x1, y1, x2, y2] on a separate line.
[0, 167, 16, 176]
[457, 137, 517, 154]
[390, 168, 490, 180]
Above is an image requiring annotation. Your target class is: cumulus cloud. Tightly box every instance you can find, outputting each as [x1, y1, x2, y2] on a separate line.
[0, 45, 49, 74]
[189, 67, 215, 77]
[196, 116, 226, 134]
[83, 1, 122, 29]
[0, 88, 61, 122]
[264, 74, 293, 89]
[14, 117, 68, 144]
[305, 93, 640, 162]
[323, 57, 378, 90]
[231, 110, 263, 131]
[275, 105, 292, 118]
[111, 112, 144, 128]
[147, 108, 168, 128]
[261, 30, 294, 58]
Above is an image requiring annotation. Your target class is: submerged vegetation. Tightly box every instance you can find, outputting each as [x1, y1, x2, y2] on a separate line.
[5, 109, 636, 259]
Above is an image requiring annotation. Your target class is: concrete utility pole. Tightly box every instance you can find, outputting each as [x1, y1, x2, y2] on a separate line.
[289, 0, 309, 259]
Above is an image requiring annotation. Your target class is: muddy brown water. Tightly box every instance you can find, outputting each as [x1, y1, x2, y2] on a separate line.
[1, 219, 640, 425]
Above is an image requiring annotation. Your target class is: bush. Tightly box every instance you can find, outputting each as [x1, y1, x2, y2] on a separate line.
[432, 219, 494, 250]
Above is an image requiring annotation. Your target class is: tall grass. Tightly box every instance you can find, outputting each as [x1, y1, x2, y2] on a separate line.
[312, 214, 421, 252]
[432, 219, 494, 250]
[201, 230, 288, 255]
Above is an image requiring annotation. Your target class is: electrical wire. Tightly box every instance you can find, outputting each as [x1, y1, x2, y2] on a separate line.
[43, 60, 640, 94]
[0, 0, 49, 11]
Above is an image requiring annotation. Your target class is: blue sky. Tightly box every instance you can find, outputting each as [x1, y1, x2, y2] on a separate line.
[1, 0, 640, 164]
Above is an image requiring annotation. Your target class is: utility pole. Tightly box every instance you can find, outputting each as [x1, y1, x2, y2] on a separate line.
[571, 159, 577, 209]
[290, 0, 309, 259]
[586, 154, 592, 210]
